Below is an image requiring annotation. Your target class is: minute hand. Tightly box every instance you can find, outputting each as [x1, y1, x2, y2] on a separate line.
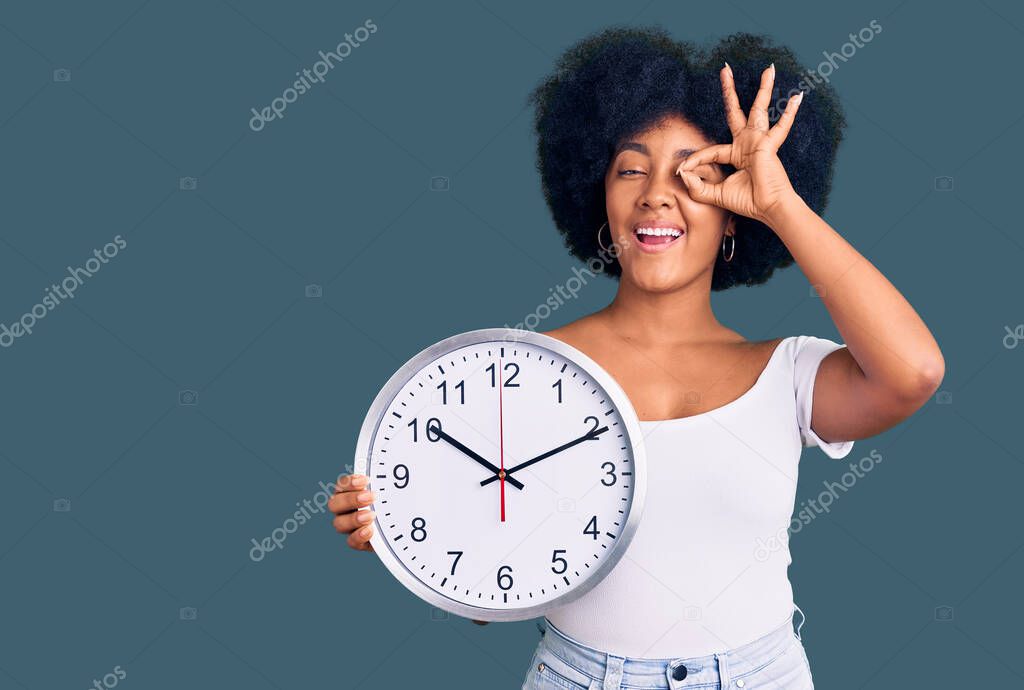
[479, 425, 609, 487]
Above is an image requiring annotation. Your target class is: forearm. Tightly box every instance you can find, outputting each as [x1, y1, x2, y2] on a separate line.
[763, 194, 945, 396]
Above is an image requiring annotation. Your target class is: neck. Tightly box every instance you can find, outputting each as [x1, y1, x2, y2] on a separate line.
[601, 273, 726, 347]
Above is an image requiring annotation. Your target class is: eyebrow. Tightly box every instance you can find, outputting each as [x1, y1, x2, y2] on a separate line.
[615, 142, 698, 159]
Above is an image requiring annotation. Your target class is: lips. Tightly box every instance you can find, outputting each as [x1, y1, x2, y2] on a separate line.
[632, 220, 685, 253]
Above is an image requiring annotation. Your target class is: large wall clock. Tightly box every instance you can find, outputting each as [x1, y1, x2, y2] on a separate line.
[352, 328, 647, 621]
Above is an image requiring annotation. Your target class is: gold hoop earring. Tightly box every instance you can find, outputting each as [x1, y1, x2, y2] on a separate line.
[722, 234, 735, 262]
[597, 221, 611, 254]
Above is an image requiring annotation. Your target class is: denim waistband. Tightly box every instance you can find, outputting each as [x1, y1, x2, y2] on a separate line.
[537, 610, 802, 689]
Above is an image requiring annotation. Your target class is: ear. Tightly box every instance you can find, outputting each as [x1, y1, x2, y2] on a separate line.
[723, 213, 736, 237]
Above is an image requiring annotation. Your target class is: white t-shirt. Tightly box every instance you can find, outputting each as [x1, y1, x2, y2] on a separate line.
[544, 335, 855, 658]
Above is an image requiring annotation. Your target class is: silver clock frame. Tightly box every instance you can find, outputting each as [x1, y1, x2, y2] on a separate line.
[352, 327, 648, 622]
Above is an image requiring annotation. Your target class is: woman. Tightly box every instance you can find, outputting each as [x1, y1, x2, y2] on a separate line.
[330, 27, 943, 689]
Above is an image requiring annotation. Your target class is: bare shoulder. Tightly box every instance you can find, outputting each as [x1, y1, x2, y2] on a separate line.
[539, 314, 606, 353]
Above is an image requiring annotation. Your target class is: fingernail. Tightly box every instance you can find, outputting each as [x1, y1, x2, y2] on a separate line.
[769, 62, 775, 72]
[357, 511, 373, 523]
[352, 475, 368, 488]
[358, 491, 373, 502]
[339, 475, 350, 487]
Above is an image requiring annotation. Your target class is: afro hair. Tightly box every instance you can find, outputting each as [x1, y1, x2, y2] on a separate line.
[527, 26, 847, 289]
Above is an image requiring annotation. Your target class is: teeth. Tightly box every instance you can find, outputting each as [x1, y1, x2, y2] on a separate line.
[635, 227, 683, 237]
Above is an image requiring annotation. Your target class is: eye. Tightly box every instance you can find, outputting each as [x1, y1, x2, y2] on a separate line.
[618, 169, 645, 177]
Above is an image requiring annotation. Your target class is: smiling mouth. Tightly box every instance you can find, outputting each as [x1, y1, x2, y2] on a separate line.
[633, 226, 685, 246]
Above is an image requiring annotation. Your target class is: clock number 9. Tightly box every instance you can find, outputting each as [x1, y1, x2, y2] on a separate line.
[551, 549, 568, 574]
[486, 362, 520, 387]
[497, 565, 514, 590]
[411, 517, 427, 542]
[601, 461, 617, 486]
[392, 463, 409, 489]
[408, 417, 443, 442]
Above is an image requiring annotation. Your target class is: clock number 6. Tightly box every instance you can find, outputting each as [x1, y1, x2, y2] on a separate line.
[497, 565, 514, 590]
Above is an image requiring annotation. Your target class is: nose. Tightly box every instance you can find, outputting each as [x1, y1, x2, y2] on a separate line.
[639, 168, 680, 210]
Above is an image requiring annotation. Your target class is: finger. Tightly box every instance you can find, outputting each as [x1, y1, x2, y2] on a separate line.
[347, 524, 375, 550]
[329, 488, 376, 514]
[677, 144, 732, 173]
[679, 171, 724, 208]
[720, 62, 746, 135]
[766, 90, 803, 150]
[334, 473, 369, 494]
[333, 508, 375, 534]
[748, 63, 775, 131]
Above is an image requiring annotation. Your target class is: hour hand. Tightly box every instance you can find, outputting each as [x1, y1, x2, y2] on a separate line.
[479, 424, 608, 487]
[429, 423, 526, 490]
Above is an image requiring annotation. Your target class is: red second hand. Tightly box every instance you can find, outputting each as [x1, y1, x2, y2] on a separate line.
[498, 357, 506, 522]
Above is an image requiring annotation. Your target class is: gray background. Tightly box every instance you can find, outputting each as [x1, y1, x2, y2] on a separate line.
[1, 1, 1021, 688]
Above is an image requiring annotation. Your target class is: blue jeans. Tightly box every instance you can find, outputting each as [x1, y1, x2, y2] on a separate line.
[521, 605, 814, 689]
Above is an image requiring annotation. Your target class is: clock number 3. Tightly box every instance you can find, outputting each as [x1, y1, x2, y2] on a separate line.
[601, 461, 617, 486]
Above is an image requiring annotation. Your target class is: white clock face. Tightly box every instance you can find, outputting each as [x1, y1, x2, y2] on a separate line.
[354, 329, 646, 621]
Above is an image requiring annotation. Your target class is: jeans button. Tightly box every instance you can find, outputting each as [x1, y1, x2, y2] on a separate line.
[538, 663, 545, 672]
[672, 664, 688, 680]
[736, 680, 745, 687]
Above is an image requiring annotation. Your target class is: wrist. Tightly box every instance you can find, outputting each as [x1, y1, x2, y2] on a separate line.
[761, 192, 809, 231]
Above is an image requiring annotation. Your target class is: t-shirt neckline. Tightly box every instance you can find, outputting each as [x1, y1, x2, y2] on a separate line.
[636, 335, 794, 427]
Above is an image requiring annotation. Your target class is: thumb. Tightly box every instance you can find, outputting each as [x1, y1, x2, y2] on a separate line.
[679, 171, 713, 202]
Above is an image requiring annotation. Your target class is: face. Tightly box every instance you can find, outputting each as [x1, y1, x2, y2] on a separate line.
[604, 114, 733, 293]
